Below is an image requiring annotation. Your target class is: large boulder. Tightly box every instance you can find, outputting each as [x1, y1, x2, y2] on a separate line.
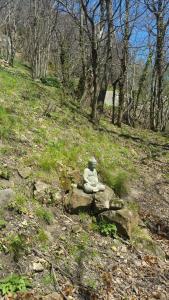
[64, 187, 93, 213]
[93, 186, 124, 214]
[0, 188, 15, 208]
[99, 208, 139, 238]
[65, 186, 125, 214]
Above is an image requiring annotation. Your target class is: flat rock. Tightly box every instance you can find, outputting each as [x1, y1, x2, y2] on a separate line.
[34, 181, 51, 203]
[65, 187, 93, 213]
[0, 188, 15, 207]
[34, 181, 49, 193]
[94, 186, 124, 213]
[18, 167, 32, 179]
[110, 198, 124, 210]
[99, 208, 139, 238]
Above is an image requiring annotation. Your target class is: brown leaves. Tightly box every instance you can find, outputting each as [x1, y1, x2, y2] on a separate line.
[142, 255, 158, 266]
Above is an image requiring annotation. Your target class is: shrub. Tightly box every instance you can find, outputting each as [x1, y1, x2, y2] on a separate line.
[112, 171, 129, 197]
[99, 167, 129, 197]
[8, 234, 27, 262]
[41, 77, 60, 88]
[0, 274, 31, 296]
[95, 220, 117, 237]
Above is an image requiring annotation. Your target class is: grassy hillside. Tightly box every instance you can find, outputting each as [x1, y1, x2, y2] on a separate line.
[0, 62, 169, 299]
[1, 62, 168, 191]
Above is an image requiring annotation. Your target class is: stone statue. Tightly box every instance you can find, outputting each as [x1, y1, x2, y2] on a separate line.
[83, 157, 105, 193]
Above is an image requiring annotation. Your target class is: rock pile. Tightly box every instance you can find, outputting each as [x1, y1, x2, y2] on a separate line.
[65, 186, 138, 239]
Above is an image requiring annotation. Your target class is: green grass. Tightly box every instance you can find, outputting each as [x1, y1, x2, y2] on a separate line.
[0, 60, 168, 199]
[0, 106, 15, 139]
[36, 229, 49, 248]
[0, 219, 7, 229]
[0, 62, 138, 189]
[8, 234, 27, 262]
[8, 193, 28, 214]
[42, 274, 54, 285]
[36, 206, 53, 224]
[37, 140, 81, 172]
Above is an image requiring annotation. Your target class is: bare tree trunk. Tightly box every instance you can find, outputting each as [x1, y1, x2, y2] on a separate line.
[112, 81, 117, 124]
[90, 25, 99, 122]
[155, 1, 164, 130]
[77, 7, 86, 98]
[117, 0, 129, 127]
[150, 67, 157, 130]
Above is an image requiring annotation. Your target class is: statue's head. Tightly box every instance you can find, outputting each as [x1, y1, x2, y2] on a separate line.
[88, 157, 97, 170]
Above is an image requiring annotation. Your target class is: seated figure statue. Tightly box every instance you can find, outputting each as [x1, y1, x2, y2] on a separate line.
[83, 157, 105, 193]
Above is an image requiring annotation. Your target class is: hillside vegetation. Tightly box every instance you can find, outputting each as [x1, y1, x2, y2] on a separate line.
[0, 62, 169, 299]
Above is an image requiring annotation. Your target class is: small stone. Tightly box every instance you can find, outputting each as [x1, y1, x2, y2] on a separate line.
[142, 261, 148, 267]
[71, 224, 82, 233]
[60, 235, 66, 241]
[54, 191, 62, 202]
[20, 135, 29, 143]
[120, 245, 127, 253]
[20, 220, 28, 227]
[111, 246, 117, 252]
[35, 181, 49, 193]
[151, 292, 162, 299]
[32, 262, 44, 272]
[42, 292, 63, 300]
[134, 260, 142, 267]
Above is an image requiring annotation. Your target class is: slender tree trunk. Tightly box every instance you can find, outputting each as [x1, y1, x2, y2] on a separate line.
[112, 81, 117, 124]
[90, 26, 98, 122]
[117, 0, 129, 127]
[155, 3, 164, 130]
[77, 7, 86, 98]
[150, 67, 157, 130]
[97, 77, 107, 114]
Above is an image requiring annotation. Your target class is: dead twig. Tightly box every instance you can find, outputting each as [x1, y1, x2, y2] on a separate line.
[51, 264, 69, 300]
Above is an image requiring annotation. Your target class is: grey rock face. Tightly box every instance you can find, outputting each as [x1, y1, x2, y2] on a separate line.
[94, 186, 124, 213]
[64, 187, 93, 213]
[0, 188, 15, 207]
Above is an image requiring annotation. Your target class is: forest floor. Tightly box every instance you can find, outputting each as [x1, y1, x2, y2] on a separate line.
[0, 61, 169, 300]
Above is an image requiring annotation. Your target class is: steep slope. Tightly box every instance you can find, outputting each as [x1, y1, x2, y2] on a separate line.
[0, 63, 168, 299]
